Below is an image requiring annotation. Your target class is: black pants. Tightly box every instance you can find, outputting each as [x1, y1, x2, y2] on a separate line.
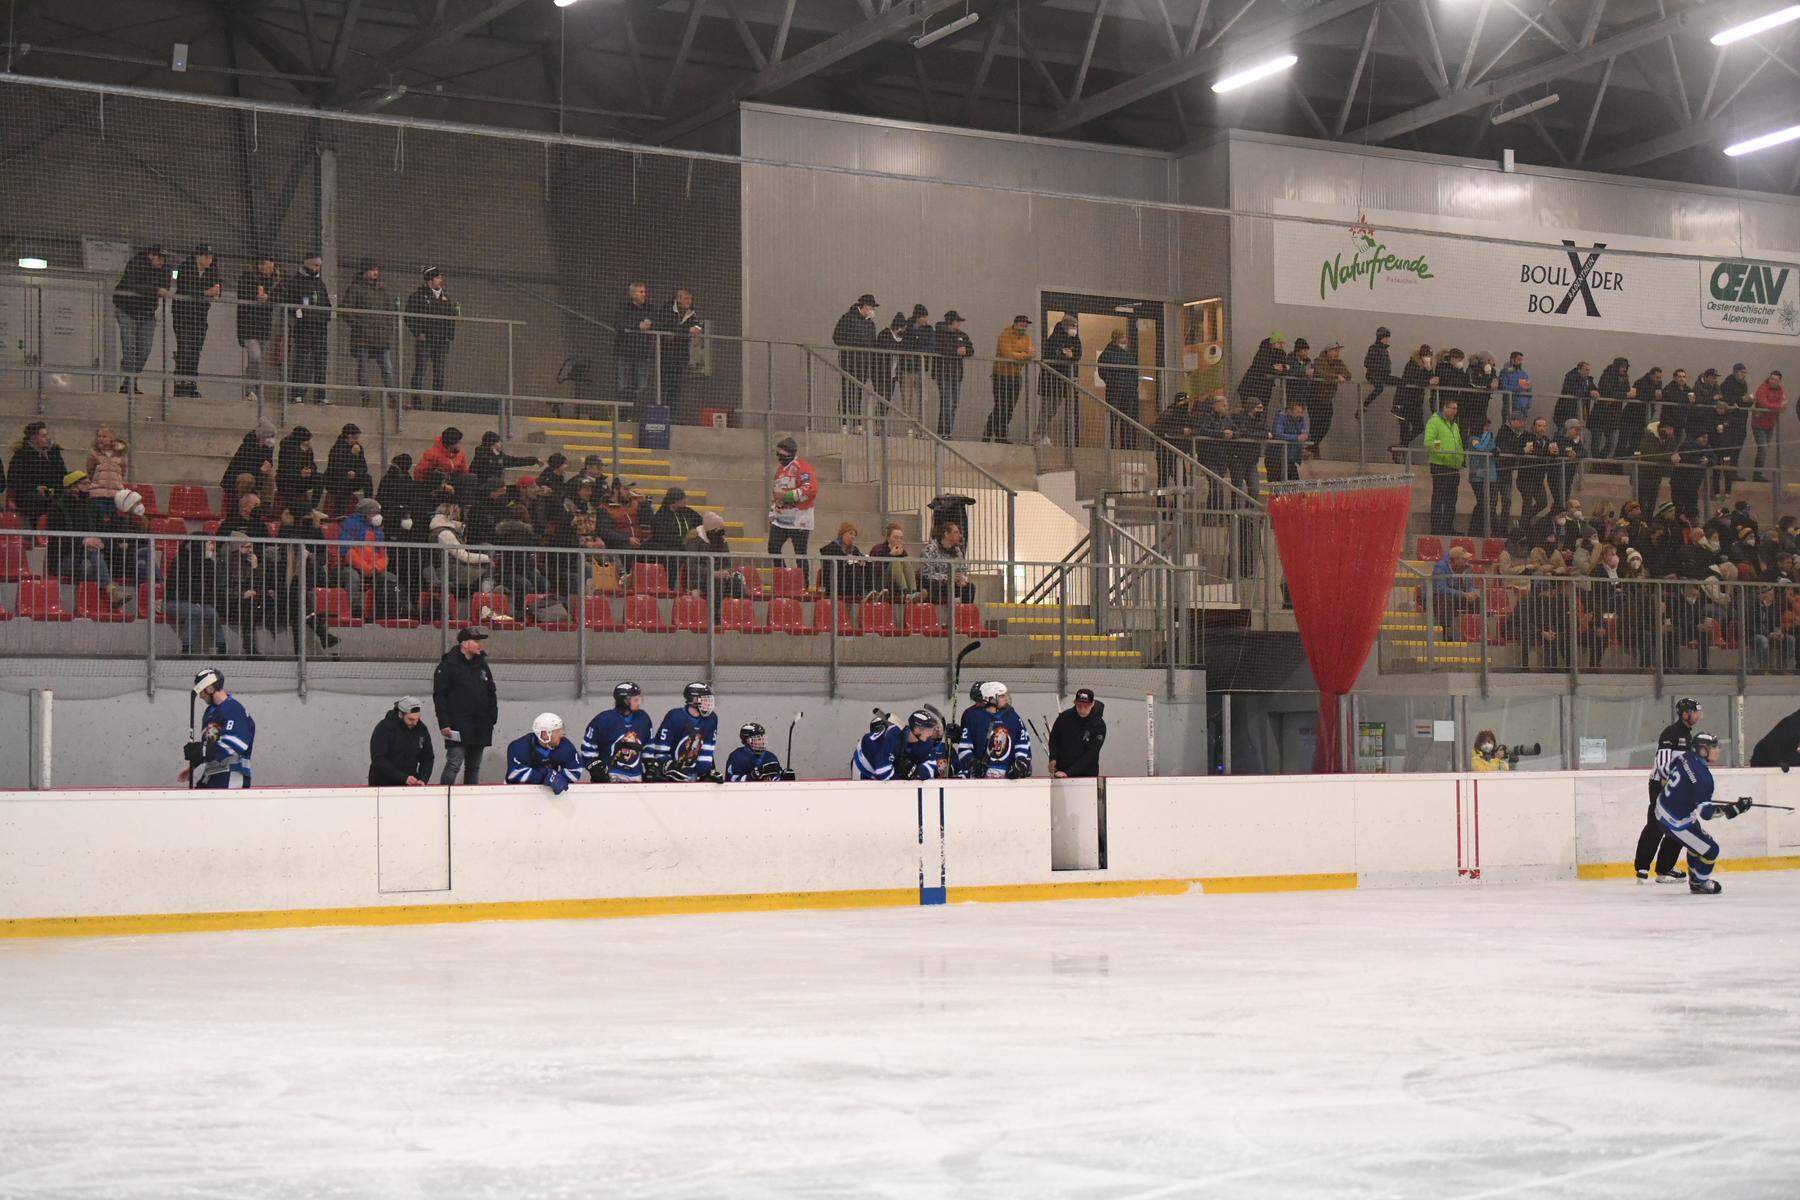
[289, 336, 328, 403]
[173, 320, 208, 395]
[413, 340, 449, 407]
[985, 375, 1021, 441]
[1428, 465, 1459, 535]
[767, 526, 809, 562]
[1633, 782, 1683, 875]
[1517, 474, 1548, 524]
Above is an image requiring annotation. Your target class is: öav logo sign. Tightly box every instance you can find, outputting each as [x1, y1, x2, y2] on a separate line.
[1317, 212, 1434, 299]
[1701, 258, 1799, 335]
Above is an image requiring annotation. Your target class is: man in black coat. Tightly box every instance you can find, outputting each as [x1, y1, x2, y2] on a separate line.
[1039, 316, 1083, 443]
[1750, 707, 1800, 770]
[112, 244, 170, 395]
[370, 695, 436, 786]
[405, 266, 461, 410]
[433, 626, 499, 785]
[235, 254, 281, 401]
[172, 244, 222, 397]
[831, 293, 878, 426]
[277, 252, 334, 404]
[8, 421, 69, 525]
[1361, 326, 1395, 418]
[933, 310, 974, 440]
[614, 281, 656, 409]
[1048, 689, 1107, 778]
[659, 287, 704, 421]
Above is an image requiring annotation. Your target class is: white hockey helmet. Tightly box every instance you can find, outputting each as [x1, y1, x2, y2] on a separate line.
[192, 668, 223, 697]
[115, 488, 145, 518]
[978, 681, 1008, 705]
[533, 712, 564, 744]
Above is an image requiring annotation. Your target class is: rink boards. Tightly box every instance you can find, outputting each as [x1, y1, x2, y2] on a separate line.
[2, 770, 1798, 937]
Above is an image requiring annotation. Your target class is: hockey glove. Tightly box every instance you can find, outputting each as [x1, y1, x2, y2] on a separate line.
[1005, 759, 1032, 780]
[590, 763, 610, 785]
[1729, 797, 1753, 818]
[778, 768, 796, 782]
[547, 769, 570, 796]
[643, 760, 669, 783]
[182, 740, 207, 767]
[704, 768, 725, 784]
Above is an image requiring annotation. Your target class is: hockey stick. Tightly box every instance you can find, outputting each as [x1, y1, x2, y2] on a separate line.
[786, 710, 804, 768]
[949, 639, 982, 702]
[186, 686, 199, 791]
[1734, 801, 1795, 812]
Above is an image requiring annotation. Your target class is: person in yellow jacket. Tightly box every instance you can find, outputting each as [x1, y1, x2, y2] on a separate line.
[1423, 397, 1464, 536]
[1470, 729, 1511, 771]
[985, 314, 1034, 442]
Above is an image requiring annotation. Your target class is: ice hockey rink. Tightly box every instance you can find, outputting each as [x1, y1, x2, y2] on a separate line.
[3, 878, 1798, 1199]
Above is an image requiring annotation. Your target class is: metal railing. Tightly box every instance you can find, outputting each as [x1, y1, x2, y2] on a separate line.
[0, 530, 1228, 699]
[1380, 565, 1800, 688]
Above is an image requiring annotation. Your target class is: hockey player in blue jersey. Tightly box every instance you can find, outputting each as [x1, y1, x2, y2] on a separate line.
[505, 712, 585, 794]
[647, 682, 722, 782]
[179, 668, 256, 788]
[581, 681, 655, 783]
[726, 723, 795, 781]
[1654, 730, 1752, 895]
[853, 709, 948, 780]
[956, 681, 1032, 779]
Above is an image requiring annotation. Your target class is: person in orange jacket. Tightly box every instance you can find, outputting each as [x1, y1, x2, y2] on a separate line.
[986, 314, 1034, 442]
[412, 426, 468, 483]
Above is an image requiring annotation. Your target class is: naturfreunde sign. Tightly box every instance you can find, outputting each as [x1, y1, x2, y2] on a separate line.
[1270, 200, 1798, 343]
[1701, 260, 1798, 336]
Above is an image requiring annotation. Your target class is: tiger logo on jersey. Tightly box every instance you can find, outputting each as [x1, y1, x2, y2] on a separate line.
[674, 730, 705, 772]
[986, 724, 1012, 766]
[610, 730, 642, 771]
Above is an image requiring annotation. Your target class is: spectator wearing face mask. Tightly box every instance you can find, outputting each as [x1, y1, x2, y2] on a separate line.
[338, 497, 396, 618]
[1470, 729, 1510, 772]
[221, 421, 278, 497]
[768, 435, 817, 565]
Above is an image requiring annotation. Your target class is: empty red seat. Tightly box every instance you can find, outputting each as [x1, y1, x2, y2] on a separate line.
[584, 594, 621, 631]
[719, 597, 765, 633]
[16, 579, 71, 621]
[361, 588, 419, 629]
[669, 594, 708, 632]
[1459, 613, 1483, 643]
[953, 603, 997, 639]
[1415, 536, 1443, 562]
[771, 566, 807, 598]
[0, 512, 18, 530]
[0, 536, 28, 582]
[904, 602, 947, 637]
[522, 593, 576, 631]
[812, 598, 857, 635]
[168, 484, 216, 522]
[859, 601, 899, 637]
[767, 597, 811, 635]
[629, 562, 671, 596]
[74, 581, 135, 622]
[126, 484, 160, 516]
[1478, 538, 1504, 564]
[624, 594, 665, 632]
[313, 587, 363, 628]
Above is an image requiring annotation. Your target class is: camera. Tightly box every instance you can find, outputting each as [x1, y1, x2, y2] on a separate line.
[1500, 742, 1542, 765]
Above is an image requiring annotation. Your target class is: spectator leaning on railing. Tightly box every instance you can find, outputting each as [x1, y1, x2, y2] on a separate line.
[986, 315, 1033, 442]
[343, 258, 398, 406]
[1268, 395, 1309, 484]
[405, 267, 460, 410]
[171, 244, 222, 399]
[1393, 344, 1435, 447]
[1468, 417, 1500, 538]
[1498, 351, 1531, 419]
[278, 252, 334, 406]
[1751, 370, 1784, 482]
[1423, 399, 1463, 536]
[112, 243, 170, 396]
[933, 310, 973, 440]
[1360, 325, 1395, 420]
[235, 254, 280, 402]
[614, 281, 656, 410]
[831, 293, 879, 427]
[1310, 341, 1351, 451]
[659, 288, 703, 420]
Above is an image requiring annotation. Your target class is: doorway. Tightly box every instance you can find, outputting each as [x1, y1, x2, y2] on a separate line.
[1040, 291, 1167, 439]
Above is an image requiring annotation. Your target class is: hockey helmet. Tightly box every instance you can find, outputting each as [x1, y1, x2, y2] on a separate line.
[909, 709, 941, 735]
[968, 681, 986, 705]
[614, 681, 641, 709]
[869, 708, 894, 734]
[1691, 730, 1719, 751]
[684, 681, 715, 715]
[978, 681, 1008, 706]
[1676, 697, 1702, 717]
[533, 712, 565, 745]
[740, 722, 766, 750]
[192, 668, 223, 697]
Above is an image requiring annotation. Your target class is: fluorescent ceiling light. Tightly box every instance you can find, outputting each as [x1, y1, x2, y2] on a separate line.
[1711, 5, 1800, 44]
[554, 0, 583, 7]
[911, 11, 979, 49]
[1724, 123, 1800, 156]
[1211, 53, 1298, 94]
[17, 256, 48, 270]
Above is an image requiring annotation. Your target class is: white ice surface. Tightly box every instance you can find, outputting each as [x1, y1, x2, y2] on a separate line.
[3, 879, 1800, 1199]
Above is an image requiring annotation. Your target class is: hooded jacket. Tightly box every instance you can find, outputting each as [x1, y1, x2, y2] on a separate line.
[992, 327, 1033, 379]
[432, 647, 499, 749]
[369, 709, 435, 786]
[414, 436, 468, 482]
[1048, 700, 1107, 778]
[430, 512, 492, 566]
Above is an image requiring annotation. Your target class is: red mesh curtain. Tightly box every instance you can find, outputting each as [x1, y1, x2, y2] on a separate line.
[1267, 486, 1412, 772]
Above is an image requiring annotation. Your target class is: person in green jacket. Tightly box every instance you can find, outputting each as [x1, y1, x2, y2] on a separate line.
[1424, 398, 1464, 535]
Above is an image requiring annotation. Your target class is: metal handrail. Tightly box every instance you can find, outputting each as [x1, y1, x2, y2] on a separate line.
[1062, 371, 1262, 510]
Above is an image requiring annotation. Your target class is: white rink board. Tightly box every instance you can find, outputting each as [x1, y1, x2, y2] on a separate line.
[1, 770, 1796, 927]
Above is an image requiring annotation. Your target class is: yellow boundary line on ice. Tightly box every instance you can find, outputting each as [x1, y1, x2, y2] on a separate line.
[9, 859, 1799, 940]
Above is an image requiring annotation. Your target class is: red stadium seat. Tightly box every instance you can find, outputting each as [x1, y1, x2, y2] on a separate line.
[904, 602, 947, 637]
[1478, 538, 1504, 564]
[0, 512, 19, 529]
[168, 485, 216, 522]
[1415, 536, 1443, 562]
[583, 594, 621, 631]
[953, 603, 997, 639]
[719, 597, 766, 633]
[365, 588, 419, 629]
[1459, 613, 1483, 643]
[771, 566, 807, 598]
[629, 562, 671, 596]
[75, 581, 135, 622]
[859, 601, 899, 637]
[1449, 536, 1477, 560]
[766, 597, 811, 635]
[624, 594, 665, 632]
[0, 536, 29, 582]
[16, 579, 71, 621]
[669, 594, 708, 632]
[313, 587, 363, 628]
[467, 591, 512, 625]
[812, 598, 857, 635]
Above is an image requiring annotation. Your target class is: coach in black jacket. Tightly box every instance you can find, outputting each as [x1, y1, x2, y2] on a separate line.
[433, 627, 499, 785]
[369, 696, 435, 786]
[1048, 690, 1107, 778]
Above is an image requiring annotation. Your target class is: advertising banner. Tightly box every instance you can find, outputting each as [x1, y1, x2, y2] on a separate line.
[1270, 202, 1799, 344]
